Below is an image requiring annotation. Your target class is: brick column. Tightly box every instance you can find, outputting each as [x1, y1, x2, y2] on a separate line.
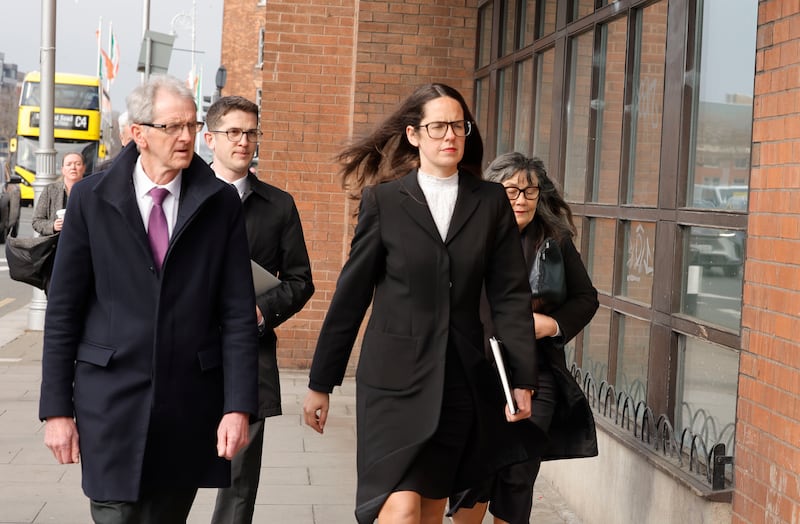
[221, 0, 478, 369]
[733, 1, 800, 522]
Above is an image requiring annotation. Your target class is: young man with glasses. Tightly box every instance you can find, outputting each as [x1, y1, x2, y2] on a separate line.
[39, 75, 258, 524]
[204, 95, 314, 524]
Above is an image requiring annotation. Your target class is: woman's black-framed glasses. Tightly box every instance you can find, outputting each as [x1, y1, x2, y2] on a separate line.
[505, 185, 540, 200]
[209, 128, 263, 142]
[417, 120, 472, 139]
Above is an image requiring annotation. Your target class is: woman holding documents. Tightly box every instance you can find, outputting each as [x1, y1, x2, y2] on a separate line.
[303, 84, 541, 524]
[450, 152, 599, 524]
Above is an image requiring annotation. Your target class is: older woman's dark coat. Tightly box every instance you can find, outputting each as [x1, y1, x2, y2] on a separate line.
[309, 170, 540, 523]
[521, 230, 599, 460]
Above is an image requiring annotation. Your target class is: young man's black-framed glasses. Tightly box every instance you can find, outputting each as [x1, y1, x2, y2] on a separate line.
[209, 128, 263, 142]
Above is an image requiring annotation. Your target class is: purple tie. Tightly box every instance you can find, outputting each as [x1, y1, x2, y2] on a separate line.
[148, 187, 170, 271]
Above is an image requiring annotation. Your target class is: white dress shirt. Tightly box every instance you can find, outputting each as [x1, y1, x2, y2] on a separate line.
[216, 173, 249, 201]
[132, 157, 182, 238]
[417, 169, 459, 241]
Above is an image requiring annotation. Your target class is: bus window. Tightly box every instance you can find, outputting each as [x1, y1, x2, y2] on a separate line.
[20, 82, 39, 106]
[21, 81, 100, 111]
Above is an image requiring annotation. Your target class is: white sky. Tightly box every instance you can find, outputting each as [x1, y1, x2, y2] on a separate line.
[0, 0, 224, 113]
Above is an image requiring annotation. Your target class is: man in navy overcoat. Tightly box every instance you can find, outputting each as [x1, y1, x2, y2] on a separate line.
[38, 75, 258, 523]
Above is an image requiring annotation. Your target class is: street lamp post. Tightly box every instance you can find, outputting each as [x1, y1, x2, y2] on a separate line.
[28, 0, 58, 330]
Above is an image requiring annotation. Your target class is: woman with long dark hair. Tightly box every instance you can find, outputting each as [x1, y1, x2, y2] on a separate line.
[303, 85, 540, 523]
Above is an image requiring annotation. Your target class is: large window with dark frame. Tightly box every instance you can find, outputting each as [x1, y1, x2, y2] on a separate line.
[473, 0, 757, 486]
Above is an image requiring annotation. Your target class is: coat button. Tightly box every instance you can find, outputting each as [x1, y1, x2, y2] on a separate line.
[449, 282, 453, 288]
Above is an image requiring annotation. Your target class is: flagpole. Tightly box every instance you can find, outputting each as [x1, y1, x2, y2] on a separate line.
[191, 0, 196, 82]
[107, 22, 113, 93]
[96, 17, 103, 79]
[195, 64, 202, 153]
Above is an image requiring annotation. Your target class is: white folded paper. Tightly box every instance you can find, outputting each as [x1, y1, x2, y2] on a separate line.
[251, 260, 281, 295]
[489, 336, 518, 415]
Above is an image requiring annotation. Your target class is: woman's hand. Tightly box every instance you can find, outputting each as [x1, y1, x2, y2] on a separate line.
[303, 389, 330, 434]
[533, 312, 558, 339]
[506, 388, 533, 421]
[53, 218, 64, 232]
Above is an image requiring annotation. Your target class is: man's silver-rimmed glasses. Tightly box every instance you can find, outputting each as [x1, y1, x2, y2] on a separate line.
[138, 121, 205, 135]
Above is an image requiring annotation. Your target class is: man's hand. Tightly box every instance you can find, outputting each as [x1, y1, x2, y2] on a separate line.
[303, 390, 330, 434]
[506, 388, 533, 422]
[216, 412, 250, 460]
[53, 218, 64, 232]
[44, 416, 80, 464]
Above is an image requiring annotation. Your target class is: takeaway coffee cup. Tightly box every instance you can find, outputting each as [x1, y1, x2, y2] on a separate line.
[55, 209, 66, 220]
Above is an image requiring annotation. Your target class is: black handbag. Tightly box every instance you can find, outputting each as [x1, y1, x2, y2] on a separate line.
[5, 233, 60, 291]
[530, 237, 567, 308]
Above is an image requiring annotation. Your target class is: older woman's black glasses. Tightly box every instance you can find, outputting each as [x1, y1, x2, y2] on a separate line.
[209, 128, 263, 142]
[417, 120, 472, 139]
[505, 185, 540, 200]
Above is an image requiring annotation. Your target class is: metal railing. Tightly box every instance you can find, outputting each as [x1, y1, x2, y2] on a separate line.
[573, 365, 734, 491]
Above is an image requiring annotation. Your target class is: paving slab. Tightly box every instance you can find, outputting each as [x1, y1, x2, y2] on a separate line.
[0, 306, 581, 524]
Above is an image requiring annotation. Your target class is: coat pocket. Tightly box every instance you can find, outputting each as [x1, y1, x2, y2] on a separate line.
[76, 341, 115, 367]
[197, 347, 223, 371]
[357, 331, 418, 391]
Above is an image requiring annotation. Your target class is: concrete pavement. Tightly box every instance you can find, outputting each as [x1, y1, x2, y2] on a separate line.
[0, 305, 581, 523]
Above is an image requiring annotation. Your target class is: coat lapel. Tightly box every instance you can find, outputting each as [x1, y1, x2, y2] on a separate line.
[93, 145, 223, 266]
[444, 174, 481, 245]
[398, 170, 442, 244]
[172, 155, 222, 242]
[520, 227, 537, 276]
[92, 144, 151, 260]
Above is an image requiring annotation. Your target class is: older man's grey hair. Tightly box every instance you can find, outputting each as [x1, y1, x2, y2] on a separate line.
[126, 75, 195, 124]
[118, 111, 129, 128]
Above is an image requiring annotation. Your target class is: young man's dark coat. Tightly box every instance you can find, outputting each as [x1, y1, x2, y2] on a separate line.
[242, 171, 314, 418]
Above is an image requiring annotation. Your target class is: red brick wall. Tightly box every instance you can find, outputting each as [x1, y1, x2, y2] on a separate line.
[220, 2, 264, 100]
[221, 0, 478, 369]
[352, 1, 478, 132]
[734, 1, 800, 522]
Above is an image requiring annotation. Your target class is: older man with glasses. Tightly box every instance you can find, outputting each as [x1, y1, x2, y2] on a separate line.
[39, 75, 258, 524]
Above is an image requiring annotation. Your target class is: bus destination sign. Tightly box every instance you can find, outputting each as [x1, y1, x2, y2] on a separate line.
[29, 112, 90, 131]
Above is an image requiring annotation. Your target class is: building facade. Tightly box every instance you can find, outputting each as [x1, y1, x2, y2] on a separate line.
[0, 54, 21, 162]
[220, 0, 798, 522]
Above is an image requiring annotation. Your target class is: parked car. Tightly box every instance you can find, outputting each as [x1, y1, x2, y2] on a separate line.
[0, 159, 21, 242]
[688, 227, 744, 277]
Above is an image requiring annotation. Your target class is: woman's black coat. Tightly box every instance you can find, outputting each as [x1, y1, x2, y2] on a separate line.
[309, 171, 540, 523]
